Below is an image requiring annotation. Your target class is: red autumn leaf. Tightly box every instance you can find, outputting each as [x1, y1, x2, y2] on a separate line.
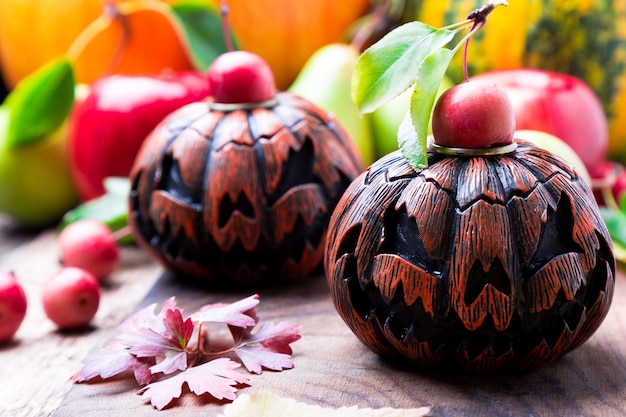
[139, 358, 250, 410]
[119, 297, 179, 336]
[127, 308, 195, 375]
[76, 341, 154, 385]
[74, 295, 300, 411]
[234, 321, 302, 374]
[190, 294, 259, 328]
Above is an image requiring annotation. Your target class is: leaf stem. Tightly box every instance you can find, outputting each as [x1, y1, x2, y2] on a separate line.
[440, 18, 473, 32]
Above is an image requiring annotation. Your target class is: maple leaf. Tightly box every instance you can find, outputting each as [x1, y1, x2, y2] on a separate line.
[139, 358, 251, 410]
[74, 294, 301, 411]
[119, 297, 179, 336]
[191, 294, 260, 328]
[76, 341, 154, 385]
[126, 308, 195, 375]
[234, 321, 302, 374]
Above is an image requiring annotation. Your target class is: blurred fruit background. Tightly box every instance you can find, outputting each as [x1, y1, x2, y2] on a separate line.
[0, 0, 625, 260]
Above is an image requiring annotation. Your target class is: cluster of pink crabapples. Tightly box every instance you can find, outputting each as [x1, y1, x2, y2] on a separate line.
[0, 220, 121, 342]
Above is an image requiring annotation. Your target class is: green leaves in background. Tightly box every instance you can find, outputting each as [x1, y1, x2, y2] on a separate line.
[600, 190, 626, 264]
[171, 0, 237, 71]
[3, 58, 75, 148]
[59, 177, 133, 244]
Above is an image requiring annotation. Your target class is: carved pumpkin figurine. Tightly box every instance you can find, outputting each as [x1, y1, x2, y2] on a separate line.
[128, 52, 364, 285]
[324, 140, 615, 372]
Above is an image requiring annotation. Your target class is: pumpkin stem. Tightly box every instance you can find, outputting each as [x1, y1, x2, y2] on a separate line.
[219, 1, 235, 53]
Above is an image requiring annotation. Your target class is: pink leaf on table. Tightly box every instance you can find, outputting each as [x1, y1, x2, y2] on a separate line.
[234, 321, 302, 374]
[127, 308, 195, 375]
[190, 294, 260, 328]
[139, 358, 251, 410]
[118, 297, 179, 335]
[76, 341, 154, 385]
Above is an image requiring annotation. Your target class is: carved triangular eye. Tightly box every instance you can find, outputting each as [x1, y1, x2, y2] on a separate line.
[218, 191, 256, 227]
[464, 258, 511, 305]
[377, 205, 445, 277]
[527, 192, 583, 276]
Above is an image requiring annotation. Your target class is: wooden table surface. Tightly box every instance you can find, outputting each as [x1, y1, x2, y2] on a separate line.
[1, 213, 626, 417]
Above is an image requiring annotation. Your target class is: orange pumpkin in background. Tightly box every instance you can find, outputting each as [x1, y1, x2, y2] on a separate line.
[67, 1, 194, 84]
[0, 0, 103, 88]
[0, 0, 184, 88]
[216, 0, 372, 90]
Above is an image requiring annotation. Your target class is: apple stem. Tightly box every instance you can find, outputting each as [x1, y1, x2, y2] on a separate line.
[461, 0, 506, 82]
[220, 1, 235, 53]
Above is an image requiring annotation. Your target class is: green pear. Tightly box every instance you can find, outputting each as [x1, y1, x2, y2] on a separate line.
[289, 43, 375, 166]
[369, 76, 454, 158]
[0, 108, 79, 228]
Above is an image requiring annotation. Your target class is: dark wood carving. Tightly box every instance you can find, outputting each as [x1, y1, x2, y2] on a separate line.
[324, 140, 615, 373]
[129, 92, 364, 285]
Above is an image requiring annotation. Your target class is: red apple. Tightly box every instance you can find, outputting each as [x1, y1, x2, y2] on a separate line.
[432, 79, 515, 149]
[67, 71, 211, 201]
[0, 271, 27, 343]
[471, 68, 608, 174]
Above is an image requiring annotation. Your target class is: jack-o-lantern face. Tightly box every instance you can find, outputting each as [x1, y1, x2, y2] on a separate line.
[324, 141, 615, 372]
[129, 92, 364, 285]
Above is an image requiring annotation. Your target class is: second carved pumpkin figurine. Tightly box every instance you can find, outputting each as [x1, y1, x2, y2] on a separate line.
[326, 2, 615, 373]
[324, 141, 615, 372]
[128, 51, 364, 285]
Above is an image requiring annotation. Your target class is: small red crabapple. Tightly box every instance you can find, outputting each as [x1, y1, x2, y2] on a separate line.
[58, 220, 120, 281]
[42, 267, 100, 330]
[0, 272, 27, 343]
[432, 79, 516, 149]
[207, 50, 276, 104]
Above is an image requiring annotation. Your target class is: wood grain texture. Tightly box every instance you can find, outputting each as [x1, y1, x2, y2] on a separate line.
[56, 269, 626, 417]
[1, 222, 625, 417]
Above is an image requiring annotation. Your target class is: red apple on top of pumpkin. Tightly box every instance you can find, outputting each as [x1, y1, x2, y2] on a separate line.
[67, 70, 211, 201]
[471, 68, 609, 177]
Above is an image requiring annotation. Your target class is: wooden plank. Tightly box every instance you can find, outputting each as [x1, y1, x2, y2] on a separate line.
[0, 214, 40, 262]
[53, 269, 626, 417]
[0, 228, 162, 417]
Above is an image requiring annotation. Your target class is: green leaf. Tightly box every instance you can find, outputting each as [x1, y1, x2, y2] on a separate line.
[404, 48, 455, 171]
[170, 0, 236, 71]
[351, 21, 457, 115]
[4, 58, 75, 148]
[59, 177, 133, 244]
[397, 111, 426, 170]
[600, 207, 626, 248]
